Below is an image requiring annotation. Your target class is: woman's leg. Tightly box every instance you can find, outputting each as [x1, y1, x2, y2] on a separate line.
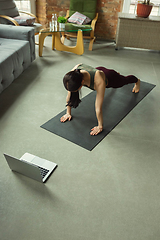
[96, 67, 139, 91]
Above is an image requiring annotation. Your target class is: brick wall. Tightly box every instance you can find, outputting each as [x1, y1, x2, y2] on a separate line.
[36, 0, 124, 40]
[96, 0, 124, 39]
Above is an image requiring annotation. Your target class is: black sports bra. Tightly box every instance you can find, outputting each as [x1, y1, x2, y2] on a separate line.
[77, 64, 97, 91]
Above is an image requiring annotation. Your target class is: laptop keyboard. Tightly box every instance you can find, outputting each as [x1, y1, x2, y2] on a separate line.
[38, 166, 49, 178]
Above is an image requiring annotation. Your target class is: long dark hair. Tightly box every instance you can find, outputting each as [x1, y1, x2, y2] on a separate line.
[63, 69, 83, 108]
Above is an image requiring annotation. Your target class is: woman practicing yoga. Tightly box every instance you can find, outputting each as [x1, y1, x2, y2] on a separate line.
[60, 63, 140, 136]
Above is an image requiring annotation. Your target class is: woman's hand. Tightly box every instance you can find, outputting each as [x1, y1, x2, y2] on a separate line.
[90, 126, 103, 136]
[60, 113, 72, 122]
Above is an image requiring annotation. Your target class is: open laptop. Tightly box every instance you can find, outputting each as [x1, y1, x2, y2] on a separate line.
[4, 153, 58, 183]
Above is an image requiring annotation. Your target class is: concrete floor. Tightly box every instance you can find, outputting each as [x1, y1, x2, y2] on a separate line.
[0, 37, 160, 240]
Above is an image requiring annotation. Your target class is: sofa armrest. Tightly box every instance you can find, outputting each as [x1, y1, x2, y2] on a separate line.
[0, 24, 34, 41]
[0, 24, 35, 62]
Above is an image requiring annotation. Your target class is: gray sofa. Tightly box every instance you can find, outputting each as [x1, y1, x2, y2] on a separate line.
[0, 24, 35, 94]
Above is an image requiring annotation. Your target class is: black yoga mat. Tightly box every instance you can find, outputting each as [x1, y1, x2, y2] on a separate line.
[41, 81, 155, 151]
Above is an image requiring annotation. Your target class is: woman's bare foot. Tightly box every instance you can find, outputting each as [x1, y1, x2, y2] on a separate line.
[132, 79, 140, 93]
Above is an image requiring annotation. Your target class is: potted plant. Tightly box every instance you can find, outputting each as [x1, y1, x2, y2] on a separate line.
[57, 16, 67, 29]
[137, 0, 153, 18]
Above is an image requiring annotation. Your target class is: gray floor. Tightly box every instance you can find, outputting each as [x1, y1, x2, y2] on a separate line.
[0, 37, 160, 240]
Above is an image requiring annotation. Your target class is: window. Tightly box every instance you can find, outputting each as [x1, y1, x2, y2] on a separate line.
[15, 0, 31, 12]
[15, 0, 36, 14]
[123, 0, 160, 16]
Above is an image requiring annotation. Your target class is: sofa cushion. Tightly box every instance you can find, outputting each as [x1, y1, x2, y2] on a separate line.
[69, 0, 97, 20]
[13, 15, 36, 26]
[0, 38, 30, 92]
[0, 0, 19, 17]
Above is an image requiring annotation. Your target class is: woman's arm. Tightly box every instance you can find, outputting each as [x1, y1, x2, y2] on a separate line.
[60, 91, 72, 122]
[90, 71, 106, 135]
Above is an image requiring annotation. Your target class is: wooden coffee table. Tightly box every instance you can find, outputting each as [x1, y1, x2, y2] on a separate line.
[39, 23, 92, 56]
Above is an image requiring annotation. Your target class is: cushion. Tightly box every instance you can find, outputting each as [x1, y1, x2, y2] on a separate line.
[68, 12, 91, 25]
[13, 15, 36, 26]
[0, 38, 31, 93]
[69, 0, 97, 20]
[0, 0, 19, 17]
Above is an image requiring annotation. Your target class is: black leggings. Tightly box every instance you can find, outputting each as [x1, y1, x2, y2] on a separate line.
[96, 67, 138, 88]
